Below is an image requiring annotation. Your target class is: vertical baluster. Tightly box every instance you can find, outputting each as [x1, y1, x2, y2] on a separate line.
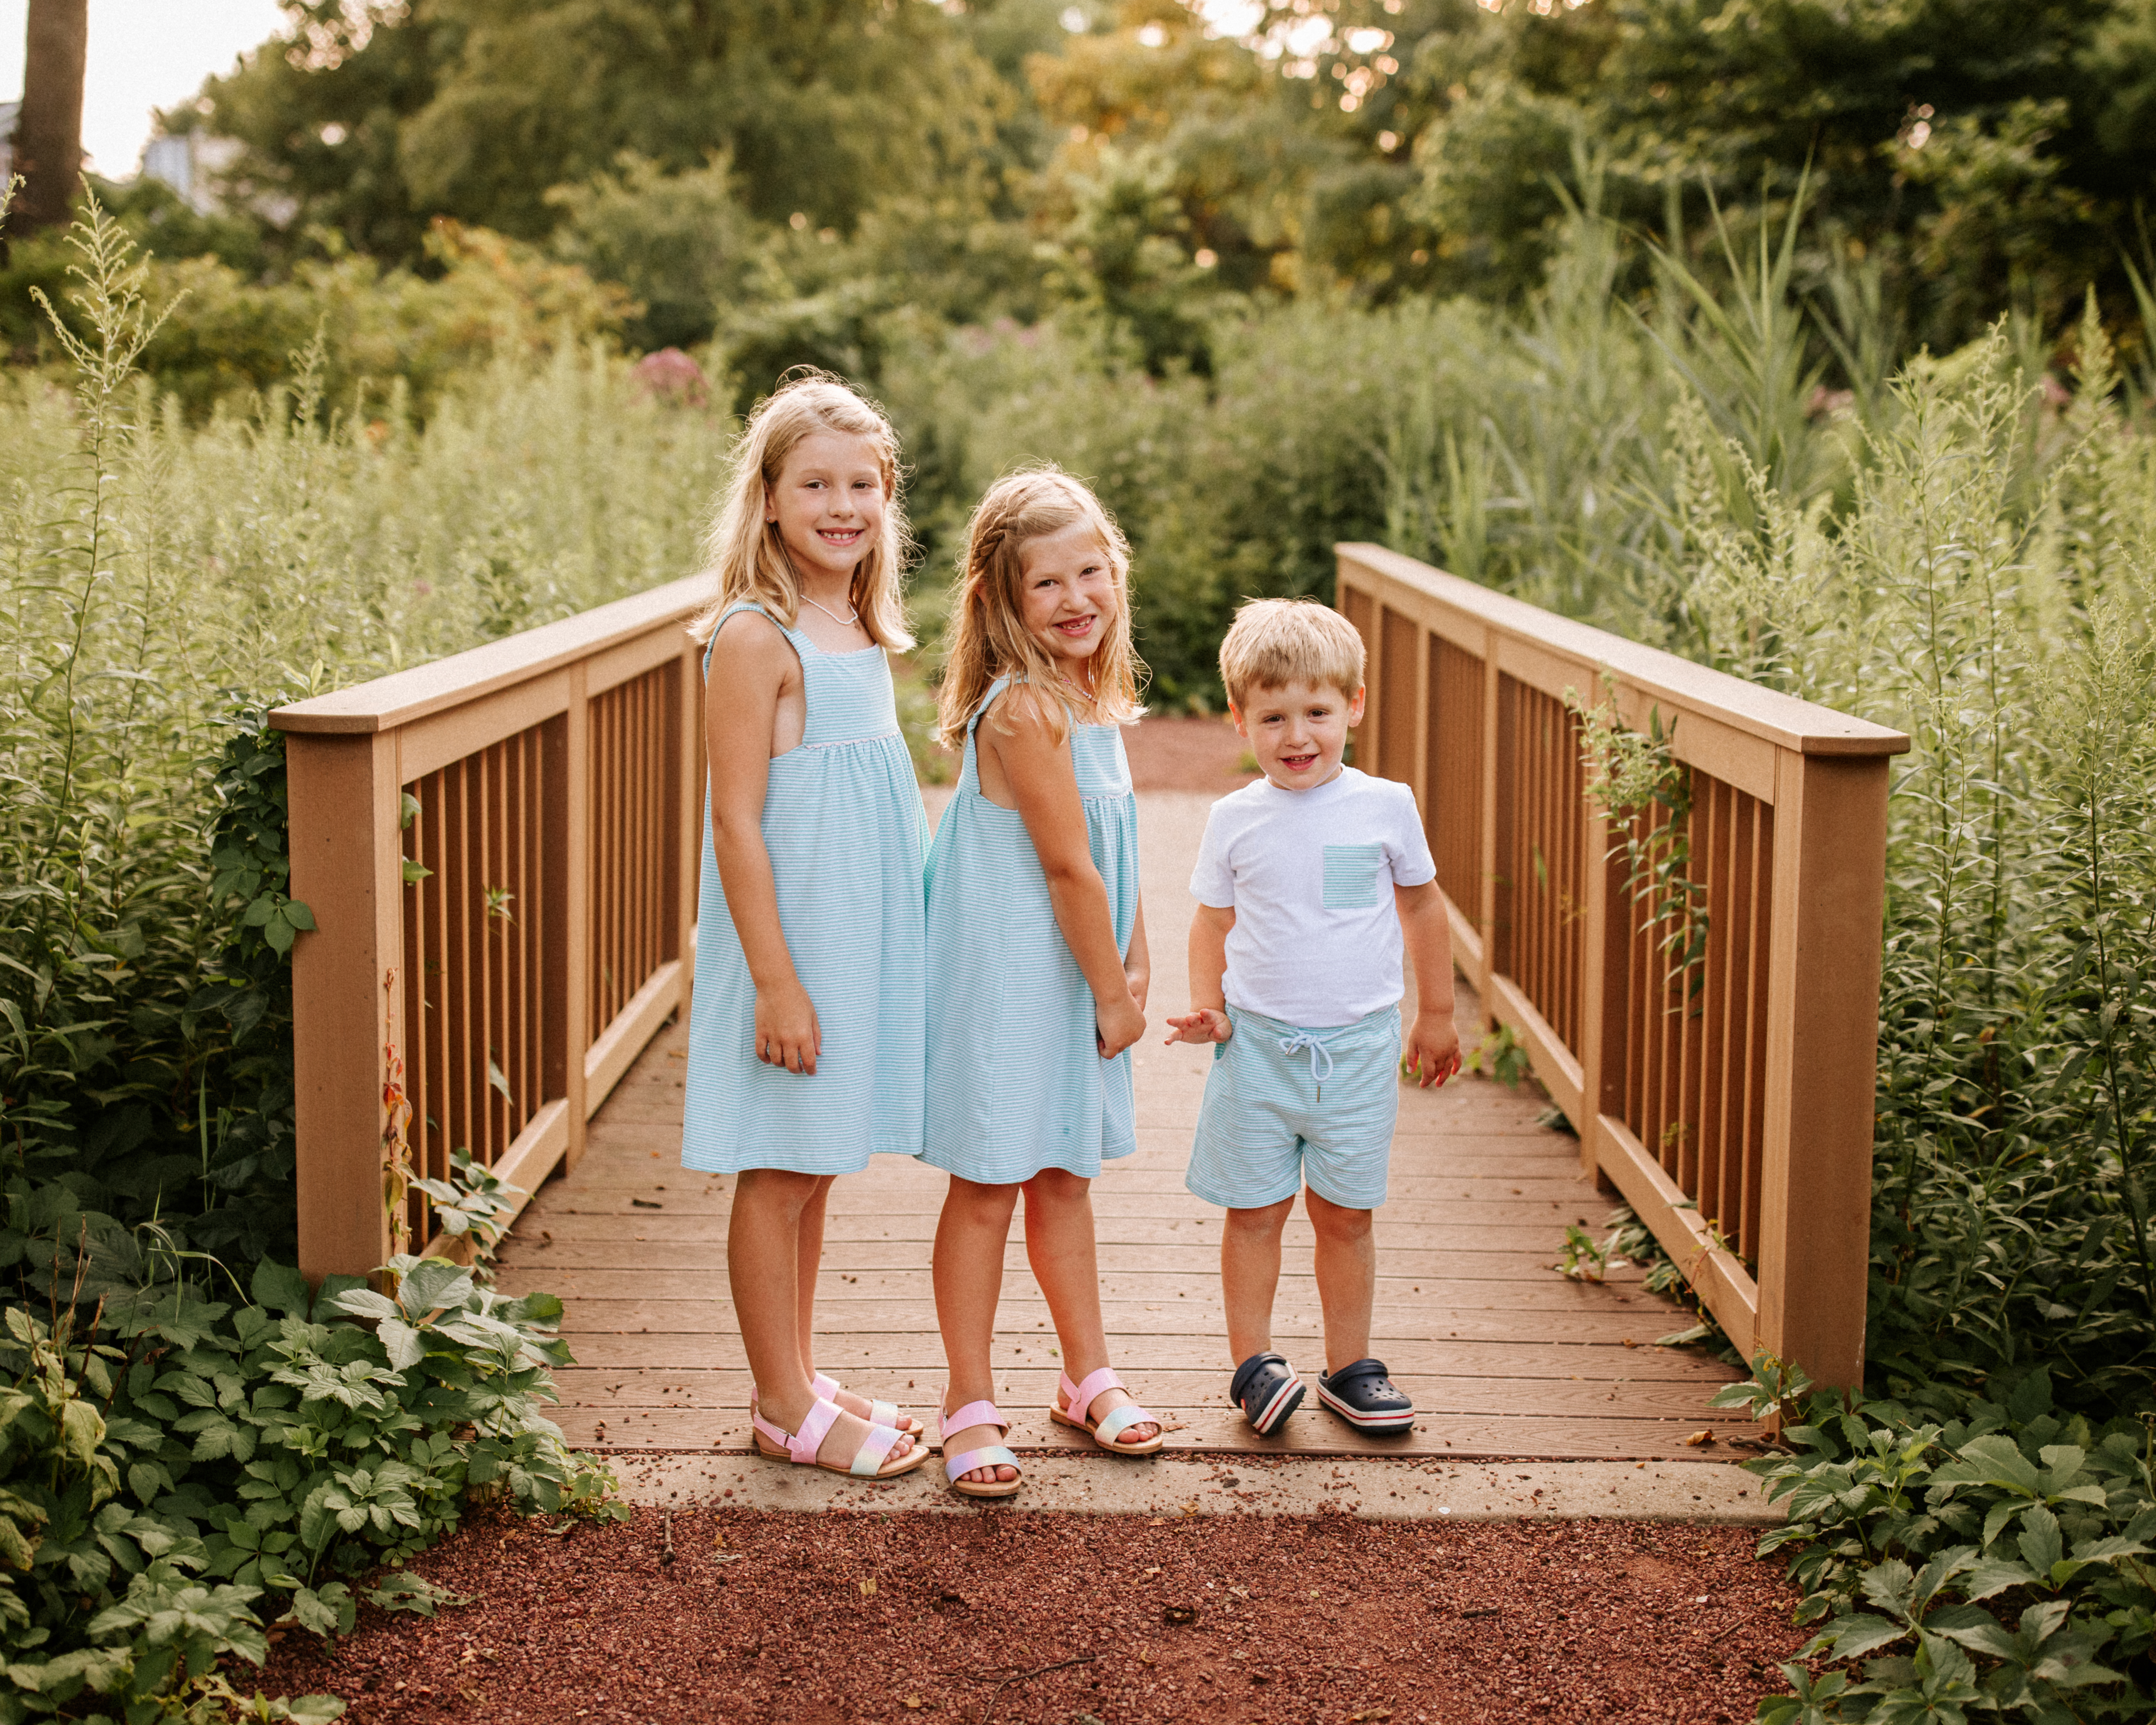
[1741, 798, 1771, 1263]
[1696, 779, 1728, 1231]
[453, 757, 475, 1199]
[404, 786, 429, 1241]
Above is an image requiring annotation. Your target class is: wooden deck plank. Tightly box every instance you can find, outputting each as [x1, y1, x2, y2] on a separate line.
[553, 1330, 1732, 1379]
[499, 790, 1749, 1460]
[549, 1365, 1722, 1421]
[497, 1298, 1683, 1344]
[549, 1405, 1738, 1460]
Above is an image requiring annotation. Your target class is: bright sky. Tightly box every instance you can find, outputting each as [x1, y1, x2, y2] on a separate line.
[1, 0, 288, 178]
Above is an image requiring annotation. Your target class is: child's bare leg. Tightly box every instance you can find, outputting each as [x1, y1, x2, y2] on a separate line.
[793, 1174, 831, 1370]
[1305, 1188, 1376, 1372]
[932, 1176, 1021, 1486]
[1022, 1168, 1158, 1446]
[731, 1168, 912, 1465]
[790, 1176, 897, 1424]
[1221, 1197, 1296, 1363]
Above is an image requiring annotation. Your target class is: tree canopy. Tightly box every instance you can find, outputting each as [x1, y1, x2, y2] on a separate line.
[14, 0, 2149, 378]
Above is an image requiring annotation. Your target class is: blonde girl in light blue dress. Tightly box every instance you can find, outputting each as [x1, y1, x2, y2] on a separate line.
[680, 374, 930, 1480]
[924, 468, 1166, 1499]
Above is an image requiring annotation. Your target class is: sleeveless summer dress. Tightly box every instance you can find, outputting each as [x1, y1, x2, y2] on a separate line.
[922, 676, 1140, 1184]
[680, 601, 929, 1175]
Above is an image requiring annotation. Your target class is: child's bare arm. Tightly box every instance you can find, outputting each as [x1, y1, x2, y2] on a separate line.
[1164, 902, 1235, 1045]
[1124, 890, 1151, 1015]
[990, 694, 1146, 1058]
[1396, 880, 1460, 1087]
[706, 615, 820, 1074]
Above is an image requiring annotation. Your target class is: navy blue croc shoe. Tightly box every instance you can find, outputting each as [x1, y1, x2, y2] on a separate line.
[1316, 1358, 1414, 1432]
[1230, 1352, 1305, 1435]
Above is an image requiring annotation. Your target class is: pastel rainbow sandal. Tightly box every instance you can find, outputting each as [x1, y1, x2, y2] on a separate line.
[812, 1372, 924, 1437]
[751, 1395, 931, 1479]
[940, 1398, 1023, 1500]
[1050, 1366, 1165, 1456]
[749, 1376, 922, 1438]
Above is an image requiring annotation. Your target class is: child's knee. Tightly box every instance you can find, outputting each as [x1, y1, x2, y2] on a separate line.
[1224, 1198, 1295, 1237]
[1305, 1193, 1373, 1240]
[945, 1177, 1020, 1223]
[1021, 1168, 1092, 1209]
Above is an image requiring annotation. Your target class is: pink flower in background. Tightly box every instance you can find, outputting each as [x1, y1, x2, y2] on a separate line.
[633, 348, 710, 408]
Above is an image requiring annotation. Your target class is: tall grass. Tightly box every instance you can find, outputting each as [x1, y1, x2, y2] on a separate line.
[1, 203, 725, 1259]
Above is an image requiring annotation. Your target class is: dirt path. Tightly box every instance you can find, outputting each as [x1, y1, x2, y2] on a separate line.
[260, 1504, 1802, 1725]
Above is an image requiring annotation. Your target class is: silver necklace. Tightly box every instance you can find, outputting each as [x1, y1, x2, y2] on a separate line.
[800, 591, 861, 628]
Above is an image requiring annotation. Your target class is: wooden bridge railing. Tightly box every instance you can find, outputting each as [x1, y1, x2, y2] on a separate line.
[1336, 544, 1909, 1389]
[272, 577, 707, 1282]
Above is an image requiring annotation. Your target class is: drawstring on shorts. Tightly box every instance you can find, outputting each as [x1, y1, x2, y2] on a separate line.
[1277, 1030, 1336, 1101]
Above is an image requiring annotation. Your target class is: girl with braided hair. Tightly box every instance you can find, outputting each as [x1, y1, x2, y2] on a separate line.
[922, 467, 1165, 1498]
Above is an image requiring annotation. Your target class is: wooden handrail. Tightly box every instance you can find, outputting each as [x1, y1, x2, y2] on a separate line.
[1336, 543, 1909, 1389]
[272, 577, 709, 1282]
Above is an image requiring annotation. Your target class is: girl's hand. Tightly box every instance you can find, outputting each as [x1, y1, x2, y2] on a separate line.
[755, 980, 822, 1075]
[1403, 1012, 1461, 1088]
[1163, 1008, 1233, 1046]
[1095, 989, 1146, 1060]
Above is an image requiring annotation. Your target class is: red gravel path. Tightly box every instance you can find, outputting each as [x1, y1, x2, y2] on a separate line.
[258, 1505, 1803, 1724]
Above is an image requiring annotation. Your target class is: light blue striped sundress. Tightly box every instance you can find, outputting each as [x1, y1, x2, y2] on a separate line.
[680, 601, 929, 1175]
[922, 676, 1140, 1184]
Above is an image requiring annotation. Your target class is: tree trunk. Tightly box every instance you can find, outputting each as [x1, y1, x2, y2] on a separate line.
[7, 0, 89, 239]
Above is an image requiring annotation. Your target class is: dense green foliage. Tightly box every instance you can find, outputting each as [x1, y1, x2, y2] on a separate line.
[1, 1241, 613, 1721]
[1716, 1361, 2156, 1721]
[1, 203, 725, 1264]
[21, 0, 2138, 383]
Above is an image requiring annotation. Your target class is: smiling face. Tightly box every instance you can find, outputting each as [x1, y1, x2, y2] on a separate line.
[1015, 519, 1121, 679]
[762, 429, 890, 586]
[1232, 679, 1365, 792]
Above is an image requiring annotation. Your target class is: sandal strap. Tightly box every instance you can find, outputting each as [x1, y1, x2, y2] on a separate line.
[1093, 1402, 1157, 1447]
[1061, 1366, 1123, 1424]
[849, 1418, 903, 1477]
[813, 1371, 909, 1431]
[754, 1393, 843, 1463]
[944, 1444, 1020, 1485]
[943, 1399, 1007, 1437]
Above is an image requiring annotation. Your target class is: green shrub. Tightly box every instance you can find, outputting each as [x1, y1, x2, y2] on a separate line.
[1, 1237, 615, 1722]
[1719, 1359, 2156, 1720]
[3, 195, 633, 422]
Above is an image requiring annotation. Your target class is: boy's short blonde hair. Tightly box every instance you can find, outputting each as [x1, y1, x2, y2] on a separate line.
[1218, 598, 1366, 710]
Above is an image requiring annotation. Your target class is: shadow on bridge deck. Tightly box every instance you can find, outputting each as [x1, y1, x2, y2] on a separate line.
[493, 793, 1752, 1461]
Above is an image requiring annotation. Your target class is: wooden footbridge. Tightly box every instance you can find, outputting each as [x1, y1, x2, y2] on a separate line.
[270, 546, 1907, 1461]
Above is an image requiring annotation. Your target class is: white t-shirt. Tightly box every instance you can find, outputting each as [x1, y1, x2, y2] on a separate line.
[1189, 767, 1437, 1028]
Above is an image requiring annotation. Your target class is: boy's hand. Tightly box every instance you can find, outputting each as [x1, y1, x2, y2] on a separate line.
[1402, 1011, 1461, 1088]
[1125, 963, 1150, 1015]
[1163, 1008, 1233, 1046]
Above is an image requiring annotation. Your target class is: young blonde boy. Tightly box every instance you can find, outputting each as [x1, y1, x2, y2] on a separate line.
[1164, 599, 1461, 1433]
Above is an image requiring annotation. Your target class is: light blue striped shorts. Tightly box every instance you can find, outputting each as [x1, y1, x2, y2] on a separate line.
[1184, 1004, 1401, 1211]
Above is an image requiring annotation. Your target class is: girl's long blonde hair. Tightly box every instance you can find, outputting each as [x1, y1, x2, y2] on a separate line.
[691, 372, 914, 650]
[935, 466, 1145, 751]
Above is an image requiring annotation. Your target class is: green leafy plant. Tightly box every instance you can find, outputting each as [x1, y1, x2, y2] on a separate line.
[1570, 685, 1710, 1003]
[1720, 1358, 2156, 1720]
[1459, 1022, 1533, 1088]
[407, 1155, 524, 1283]
[0, 1249, 616, 1720]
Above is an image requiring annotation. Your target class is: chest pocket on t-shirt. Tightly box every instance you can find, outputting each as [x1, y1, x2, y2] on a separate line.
[1321, 843, 1386, 909]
